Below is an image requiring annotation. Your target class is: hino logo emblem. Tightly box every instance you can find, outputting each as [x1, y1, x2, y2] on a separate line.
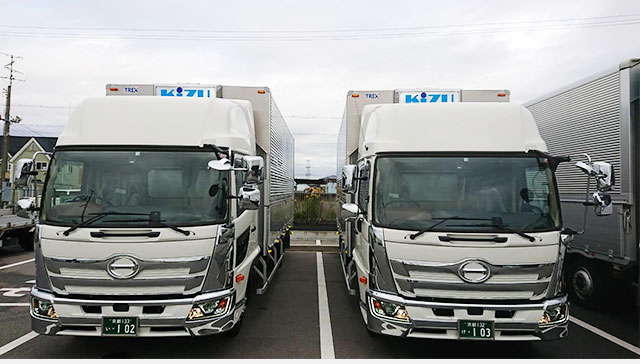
[107, 256, 140, 279]
[458, 260, 491, 283]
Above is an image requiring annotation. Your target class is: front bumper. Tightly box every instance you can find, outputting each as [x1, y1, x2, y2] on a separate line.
[365, 290, 569, 341]
[30, 287, 244, 337]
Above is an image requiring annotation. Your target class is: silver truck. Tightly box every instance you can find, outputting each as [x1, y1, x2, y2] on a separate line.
[525, 59, 639, 307]
[29, 84, 294, 337]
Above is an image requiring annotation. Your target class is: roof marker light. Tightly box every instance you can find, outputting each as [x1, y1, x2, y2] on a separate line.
[109, 87, 118, 91]
[497, 93, 507, 97]
[352, 93, 360, 98]
[257, 90, 266, 94]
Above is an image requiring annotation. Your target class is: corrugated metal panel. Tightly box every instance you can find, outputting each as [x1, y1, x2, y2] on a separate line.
[527, 72, 622, 194]
[336, 110, 347, 203]
[268, 96, 295, 202]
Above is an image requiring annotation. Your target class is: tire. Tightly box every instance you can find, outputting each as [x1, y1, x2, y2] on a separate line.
[566, 257, 610, 308]
[18, 231, 34, 251]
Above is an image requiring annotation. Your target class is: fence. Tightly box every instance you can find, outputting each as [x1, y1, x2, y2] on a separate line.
[294, 191, 338, 230]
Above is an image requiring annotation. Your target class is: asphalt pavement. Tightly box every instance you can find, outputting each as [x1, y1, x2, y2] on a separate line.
[0, 245, 638, 359]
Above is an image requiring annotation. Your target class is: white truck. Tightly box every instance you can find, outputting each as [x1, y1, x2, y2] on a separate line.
[336, 89, 614, 340]
[29, 84, 294, 337]
[525, 59, 638, 307]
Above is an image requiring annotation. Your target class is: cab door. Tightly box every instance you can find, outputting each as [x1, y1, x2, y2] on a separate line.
[353, 161, 371, 302]
[231, 157, 257, 297]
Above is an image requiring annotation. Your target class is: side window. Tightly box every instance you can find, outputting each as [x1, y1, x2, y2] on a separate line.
[358, 163, 370, 214]
[51, 161, 84, 205]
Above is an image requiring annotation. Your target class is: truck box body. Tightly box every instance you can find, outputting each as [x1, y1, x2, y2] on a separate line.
[30, 85, 294, 337]
[524, 59, 638, 304]
[336, 88, 580, 341]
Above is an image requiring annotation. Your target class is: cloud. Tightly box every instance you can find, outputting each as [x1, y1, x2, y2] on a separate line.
[1, 0, 638, 178]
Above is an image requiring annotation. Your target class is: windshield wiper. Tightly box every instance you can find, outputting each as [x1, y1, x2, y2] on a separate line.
[447, 217, 536, 242]
[62, 211, 153, 236]
[105, 218, 191, 236]
[409, 216, 491, 240]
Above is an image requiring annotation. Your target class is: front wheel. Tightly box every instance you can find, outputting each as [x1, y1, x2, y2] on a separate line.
[566, 257, 609, 308]
[18, 231, 34, 251]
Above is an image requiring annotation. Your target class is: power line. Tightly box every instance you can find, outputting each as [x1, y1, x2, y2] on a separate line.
[0, 17, 637, 41]
[13, 103, 71, 109]
[0, 13, 638, 34]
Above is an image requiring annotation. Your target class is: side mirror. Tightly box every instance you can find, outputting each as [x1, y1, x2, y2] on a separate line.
[16, 198, 34, 210]
[341, 203, 359, 220]
[592, 192, 613, 216]
[592, 162, 615, 192]
[242, 156, 264, 184]
[341, 165, 358, 194]
[576, 160, 615, 217]
[239, 186, 260, 210]
[576, 161, 615, 192]
[208, 158, 232, 171]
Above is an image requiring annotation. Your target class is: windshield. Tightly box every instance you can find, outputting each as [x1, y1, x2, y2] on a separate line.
[41, 149, 229, 227]
[373, 155, 561, 233]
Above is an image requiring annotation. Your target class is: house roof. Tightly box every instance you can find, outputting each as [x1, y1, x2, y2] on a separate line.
[0, 136, 58, 156]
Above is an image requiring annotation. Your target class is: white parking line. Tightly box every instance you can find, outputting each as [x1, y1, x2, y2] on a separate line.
[570, 316, 640, 355]
[0, 303, 30, 307]
[0, 258, 35, 271]
[316, 252, 335, 359]
[0, 332, 39, 357]
[316, 239, 321, 246]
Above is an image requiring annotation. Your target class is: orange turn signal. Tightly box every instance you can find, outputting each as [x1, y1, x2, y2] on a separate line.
[359, 276, 367, 284]
[236, 274, 245, 282]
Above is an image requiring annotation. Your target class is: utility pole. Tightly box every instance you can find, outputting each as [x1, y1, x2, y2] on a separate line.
[0, 52, 23, 207]
[305, 159, 311, 178]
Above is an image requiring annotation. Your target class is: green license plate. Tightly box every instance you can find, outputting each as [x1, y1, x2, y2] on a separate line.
[459, 320, 494, 340]
[102, 317, 138, 336]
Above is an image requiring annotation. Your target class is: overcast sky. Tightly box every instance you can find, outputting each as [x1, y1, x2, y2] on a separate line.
[1, 0, 638, 177]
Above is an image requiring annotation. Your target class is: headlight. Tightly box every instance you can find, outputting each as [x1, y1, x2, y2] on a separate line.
[369, 297, 410, 323]
[31, 297, 58, 320]
[538, 303, 569, 326]
[187, 296, 231, 321]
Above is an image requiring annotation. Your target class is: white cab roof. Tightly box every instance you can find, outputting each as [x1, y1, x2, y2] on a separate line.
[57, 96, 256, 154]
[359, 103, 547, 157]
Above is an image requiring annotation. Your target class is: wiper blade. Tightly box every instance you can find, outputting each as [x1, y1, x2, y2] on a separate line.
[90, 213, 191, 236]
[62, 212, 108, 236]
[153, 221, 190, 236]
[446, 219, 536, 242]
[409, 216, 491, 240]
[62, 211, 153, 236]
[109, 218, 191, 236]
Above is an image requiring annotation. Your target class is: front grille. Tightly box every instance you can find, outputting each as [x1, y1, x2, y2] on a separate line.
[389, 258, 554, 300]
[45, 255, 210, 296]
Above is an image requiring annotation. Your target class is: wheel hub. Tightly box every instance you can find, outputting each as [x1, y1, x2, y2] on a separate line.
[572, 267, 594, 301]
